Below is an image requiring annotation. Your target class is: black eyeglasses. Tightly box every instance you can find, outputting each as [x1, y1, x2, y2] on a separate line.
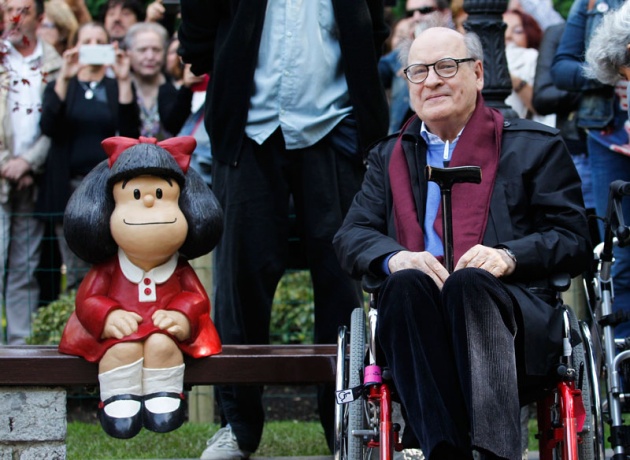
[406, 6, 438, 17]
[404, 57, 475, 84]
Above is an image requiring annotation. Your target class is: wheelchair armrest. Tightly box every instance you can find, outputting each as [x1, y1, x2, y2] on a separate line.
[549, 272, 571, 292]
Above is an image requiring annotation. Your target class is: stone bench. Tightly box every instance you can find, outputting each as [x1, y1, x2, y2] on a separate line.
[0, 344, 337, 459]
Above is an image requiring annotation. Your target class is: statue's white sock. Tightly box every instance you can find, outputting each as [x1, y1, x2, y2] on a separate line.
[98, 358, 143, 418]
[143, 363, 185, 414]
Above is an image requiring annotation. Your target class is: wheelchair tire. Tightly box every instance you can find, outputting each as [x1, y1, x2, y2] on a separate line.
[347, 307, 367, 460]
[578, 319, 606, 460]
[334, 324, 348, 459]
[567, 309, 601, 460]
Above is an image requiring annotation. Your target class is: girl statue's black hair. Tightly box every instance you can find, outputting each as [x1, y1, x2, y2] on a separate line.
[63, 143, 223, 265]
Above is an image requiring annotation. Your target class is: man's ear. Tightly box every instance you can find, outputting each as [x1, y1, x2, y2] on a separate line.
[475, 60, 484, 91]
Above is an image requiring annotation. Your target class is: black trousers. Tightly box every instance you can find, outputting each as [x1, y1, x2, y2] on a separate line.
[377, 268, 522, 460]
[212, 125, 364, 453]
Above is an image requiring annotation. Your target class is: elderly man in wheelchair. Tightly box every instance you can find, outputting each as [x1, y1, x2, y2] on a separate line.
[333, 27, 592, 460]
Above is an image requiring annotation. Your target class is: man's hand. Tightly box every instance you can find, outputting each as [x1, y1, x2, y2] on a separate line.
[111, 42, 131, 82]
[454, 244, 516, 278]
[145, 1, 165, 22]
[152, 310, 191, 342]
[15, 174, 33, 191]
[388, 250, 450, 289]
[1, 157, 30, 182]
[101, 310, 143, 339]
[182, 64, 205, 88]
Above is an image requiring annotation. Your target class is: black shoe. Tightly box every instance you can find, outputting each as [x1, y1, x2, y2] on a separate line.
[97, 394, 143, 439]
[143, 391, 186, 433]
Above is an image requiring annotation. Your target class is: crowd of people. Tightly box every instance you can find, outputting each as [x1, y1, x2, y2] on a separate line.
[1, 0, 630, 459]
[0, 0, 209, 347]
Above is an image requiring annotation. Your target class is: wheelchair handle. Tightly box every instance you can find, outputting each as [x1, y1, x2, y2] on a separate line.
[610, 180, 630, 197]
[604, 181, 630, 253]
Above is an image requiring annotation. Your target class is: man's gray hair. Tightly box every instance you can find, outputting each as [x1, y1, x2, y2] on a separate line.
[464, 32, 484, 63]
[584, 1, 630, 85]
[399, 29, 484, 66]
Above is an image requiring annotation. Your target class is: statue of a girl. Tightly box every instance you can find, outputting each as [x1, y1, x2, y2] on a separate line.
[59, 136, 222, 439]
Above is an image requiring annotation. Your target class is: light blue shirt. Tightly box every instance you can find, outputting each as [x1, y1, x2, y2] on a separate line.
[245, 0, 352, 150]
[421, 123, 459, 257]
[382, 123, 460, 275]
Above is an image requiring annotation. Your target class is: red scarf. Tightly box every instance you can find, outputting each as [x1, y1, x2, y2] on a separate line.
[389, 93, 503, 265]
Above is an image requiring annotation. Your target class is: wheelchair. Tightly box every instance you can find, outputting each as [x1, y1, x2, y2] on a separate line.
[332, 178, 630, 460]
[334, 289, 602, 460]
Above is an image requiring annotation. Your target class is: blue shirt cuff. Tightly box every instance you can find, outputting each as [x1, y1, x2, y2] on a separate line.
[382, 252, 399, 275]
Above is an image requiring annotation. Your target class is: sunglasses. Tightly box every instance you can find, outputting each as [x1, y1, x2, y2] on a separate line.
[406, 6, 438, 16]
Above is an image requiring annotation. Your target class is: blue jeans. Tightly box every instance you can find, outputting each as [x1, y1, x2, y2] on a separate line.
[588, 136, 630, 337]
[571, 153, 595, 210]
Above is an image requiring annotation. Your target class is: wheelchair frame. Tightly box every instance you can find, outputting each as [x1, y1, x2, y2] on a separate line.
[333, 182, 630, 460]
[581, 180, 630, 460]
[334, 301, 601, 460]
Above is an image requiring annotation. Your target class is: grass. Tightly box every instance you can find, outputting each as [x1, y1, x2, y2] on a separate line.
[67, 421, 330, 459]
[61, 407, 630, 458]
[67, 419, 542, 459]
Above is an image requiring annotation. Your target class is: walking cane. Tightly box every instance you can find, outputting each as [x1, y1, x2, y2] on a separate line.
[426, 165, 482, 273]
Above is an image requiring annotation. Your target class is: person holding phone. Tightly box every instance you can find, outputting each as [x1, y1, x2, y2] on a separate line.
[36, 21, 140, 290]
[0, 0, 63, 345]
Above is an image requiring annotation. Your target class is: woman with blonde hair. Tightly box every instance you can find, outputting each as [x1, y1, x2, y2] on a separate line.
[38, 0, 79, 55]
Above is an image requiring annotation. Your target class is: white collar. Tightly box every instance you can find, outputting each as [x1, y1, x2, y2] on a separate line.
[5, 38, 43, 64]
[118, 248, 178, 284]
[420, 121, 464, 146]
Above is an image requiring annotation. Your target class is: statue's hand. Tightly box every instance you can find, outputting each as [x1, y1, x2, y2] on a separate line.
[152, 310, 191, 341]
[101, 310, 143, 339]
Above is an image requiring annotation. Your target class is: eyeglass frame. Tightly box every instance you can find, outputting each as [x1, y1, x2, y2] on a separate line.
[403, 57, 476, 84]
[406, 6, 438, 16]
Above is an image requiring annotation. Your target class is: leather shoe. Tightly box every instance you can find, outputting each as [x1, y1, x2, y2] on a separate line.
[143, 391, 186, 433]
[97, 394, 143, 439]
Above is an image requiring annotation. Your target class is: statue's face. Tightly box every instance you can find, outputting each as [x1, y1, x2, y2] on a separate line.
[110, 175, 188, 268]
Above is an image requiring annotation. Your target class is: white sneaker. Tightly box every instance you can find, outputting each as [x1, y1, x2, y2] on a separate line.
[200, 426, 251, 460]
[394, 448, 426, 460]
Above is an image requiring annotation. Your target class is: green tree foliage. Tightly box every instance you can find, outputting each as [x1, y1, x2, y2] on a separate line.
[27, 290, 75, 345]
[271, 270, 315, 344]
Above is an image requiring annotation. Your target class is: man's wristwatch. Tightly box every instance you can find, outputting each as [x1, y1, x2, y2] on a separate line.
[501, 247, 517, 264]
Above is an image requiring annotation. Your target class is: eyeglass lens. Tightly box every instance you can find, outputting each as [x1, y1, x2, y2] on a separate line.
[406, 59, 461, 83]
[406, 6, 437, 17]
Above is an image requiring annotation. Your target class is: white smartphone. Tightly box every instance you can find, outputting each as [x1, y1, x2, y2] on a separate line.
[79, 44, 115, 65]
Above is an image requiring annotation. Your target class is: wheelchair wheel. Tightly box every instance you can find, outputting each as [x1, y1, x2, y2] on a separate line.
[568, 310, 604, 460]
[347, 307, 367, 459]
[578, 319, 606, 460]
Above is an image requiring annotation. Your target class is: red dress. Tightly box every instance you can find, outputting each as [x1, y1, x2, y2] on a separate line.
[59, 254, 222, 362]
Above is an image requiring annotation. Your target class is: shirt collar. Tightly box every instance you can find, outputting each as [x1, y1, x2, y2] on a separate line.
[118, 248, 178, 284]
[5, 38, 43, 64]
[419, 121, 464, 145]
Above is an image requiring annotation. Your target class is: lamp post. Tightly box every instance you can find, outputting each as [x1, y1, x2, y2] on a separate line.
[463, 0, 518, 118]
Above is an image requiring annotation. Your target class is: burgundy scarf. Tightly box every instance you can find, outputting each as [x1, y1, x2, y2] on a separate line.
[389, 93, 503, 265]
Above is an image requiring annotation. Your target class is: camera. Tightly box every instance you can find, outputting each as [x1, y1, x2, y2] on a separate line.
[79, 44, 115, 65]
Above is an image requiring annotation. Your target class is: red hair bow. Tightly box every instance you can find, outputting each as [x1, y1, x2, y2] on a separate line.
[101, 136, 197, 173]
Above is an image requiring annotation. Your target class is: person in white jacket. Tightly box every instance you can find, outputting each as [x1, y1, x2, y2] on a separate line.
[0, 0, 62, 344]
